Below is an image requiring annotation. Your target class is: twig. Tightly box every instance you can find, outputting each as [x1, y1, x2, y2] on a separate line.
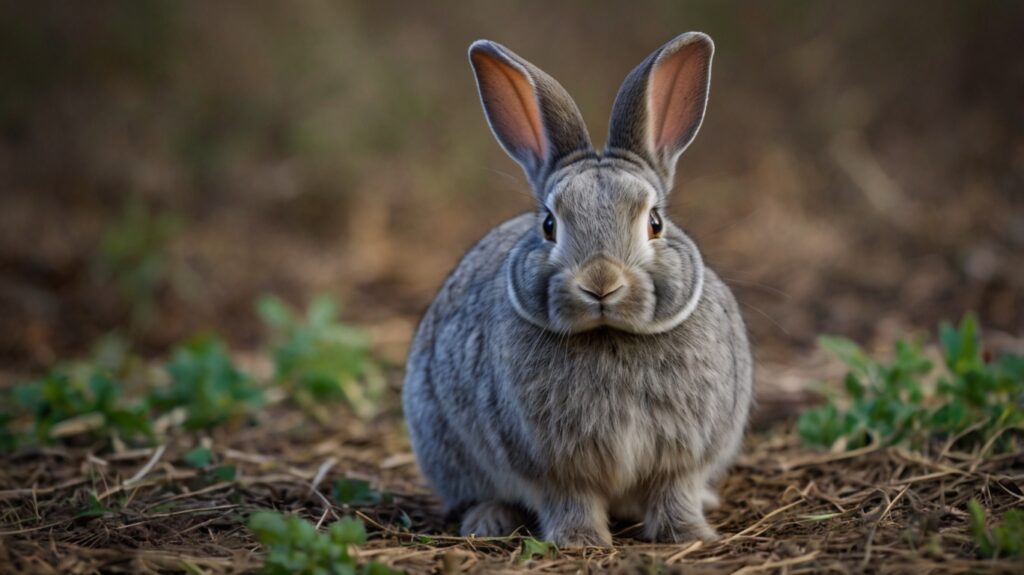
[309, 457, 337, 495]
[721, 500, 805, 543]
[731, 551, 820, 574]
[124, 444, 167, 487]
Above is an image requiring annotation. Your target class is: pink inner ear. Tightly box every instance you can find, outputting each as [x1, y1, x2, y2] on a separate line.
[471, 51, 548, 160]
[648, 42, 709, 151]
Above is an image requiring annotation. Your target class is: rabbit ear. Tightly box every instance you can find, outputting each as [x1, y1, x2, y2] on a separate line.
[469, 40, 593, 187]
[606, 32, 714, 187]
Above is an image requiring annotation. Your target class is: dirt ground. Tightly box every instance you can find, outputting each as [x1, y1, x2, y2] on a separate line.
[2, 364, 1022, 574]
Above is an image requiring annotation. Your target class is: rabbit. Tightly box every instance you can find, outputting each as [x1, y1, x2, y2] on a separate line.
[402, 32, 752, 547]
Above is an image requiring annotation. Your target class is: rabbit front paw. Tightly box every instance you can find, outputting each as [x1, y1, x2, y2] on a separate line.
[460, 501, 530, 537]
[540, 495, 612, 548]
[548, 525, 613, 548]
[644, 480, 719, 544]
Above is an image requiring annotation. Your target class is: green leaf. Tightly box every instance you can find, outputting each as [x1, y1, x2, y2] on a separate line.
[75, 493, 114, 519]
[308, 296, 339, 327]
[818, 335, 870, 375]
[518, 538, 558, 562]
[797, 403, 843, 448]
[184, 446, 213, 468]
[208, 465, 237, 482]
[941, 314, 982, 374]
[333, 478, 384, 506]
[993, 509, 1024, 556]
[329, 516, 368, 545]
[257, 296, 294, 330]
[969, 500, 994, 557]
[843, 373, 865, 400]
[395, 509, 412, 530]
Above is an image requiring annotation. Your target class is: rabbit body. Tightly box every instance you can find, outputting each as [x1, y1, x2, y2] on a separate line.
[403, 33, 752, 546]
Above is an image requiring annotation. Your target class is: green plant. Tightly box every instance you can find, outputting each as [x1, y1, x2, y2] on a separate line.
[248, 511, 401, 575]
[333, 478, 391, 506]
[92, 201, 183, 326]
[969, 500, 1024, 558]
[76, 492, 115, 519]
[184, 446, 214, 468]
[518, 538, 558, 562]
[258, 295, 384, 417]
[182, 446, 237, 483]
[148, 335, 264, 430]
[10, 369, 151, 446]
[0, 336, 147, 451]
[799, 315, 1023, 451]
[0, 294, 384, 453]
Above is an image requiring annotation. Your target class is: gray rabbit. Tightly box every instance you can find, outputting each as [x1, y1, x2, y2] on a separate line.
[402, 32, 752, 547]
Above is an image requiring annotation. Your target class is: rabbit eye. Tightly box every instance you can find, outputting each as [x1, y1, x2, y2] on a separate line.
[648, 209, 664, 239]
[542, 210, 556, 242]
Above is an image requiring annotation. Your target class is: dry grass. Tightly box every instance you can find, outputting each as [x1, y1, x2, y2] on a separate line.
[2, 376, 1022, 575]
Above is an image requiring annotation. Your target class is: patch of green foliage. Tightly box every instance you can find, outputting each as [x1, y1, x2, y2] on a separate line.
[1, 336, 260, 451]
[518, 538, 558, 562]
[799, 315, 1024, 452]
[91, 201, 183, 327]
[1, 294, 379, 453]
[258, 295, 384, 417]
[1, 336, 149, 448]
[149, 335, 263, 430]
[969, 500, 1024, 558]
[10, 367, 152, 445]
[248, 511, 401, 575]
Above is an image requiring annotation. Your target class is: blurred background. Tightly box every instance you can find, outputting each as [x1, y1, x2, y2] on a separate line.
[2, 0, 1022, 381]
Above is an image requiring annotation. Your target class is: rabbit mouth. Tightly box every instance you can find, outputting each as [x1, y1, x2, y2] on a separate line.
[546, 275, 654, 335]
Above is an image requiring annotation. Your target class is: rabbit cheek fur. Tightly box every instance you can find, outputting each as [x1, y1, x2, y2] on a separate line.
[403, 32, 753, 547]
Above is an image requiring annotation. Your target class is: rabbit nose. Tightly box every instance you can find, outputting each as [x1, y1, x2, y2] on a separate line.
[578, 283, 623, 302]
[576, 255, 626, 302]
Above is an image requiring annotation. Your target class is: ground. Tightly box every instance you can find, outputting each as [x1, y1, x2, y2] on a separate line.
[2, 357, 1022, 574]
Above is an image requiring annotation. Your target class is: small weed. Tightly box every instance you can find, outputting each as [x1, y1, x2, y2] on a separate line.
[248, 511, 401, 574]
[149, 335, 263, 430]
[799, 315, 1024, 452]
[75, 492, 115, 519]
[969, 500, 1024, 558]
[206, 465, 237, 482]
[183, 446, 213, 468]
[258, 295, 384, 417]
[333, 478, 391, 506]
[11, 369, 151, 445]
[518, 538, 558, 562]
[183, 447, 237, 482]
[0, 336, 148, 451]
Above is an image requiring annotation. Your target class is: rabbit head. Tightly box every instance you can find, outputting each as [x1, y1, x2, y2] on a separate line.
[470, 33, 714, 335]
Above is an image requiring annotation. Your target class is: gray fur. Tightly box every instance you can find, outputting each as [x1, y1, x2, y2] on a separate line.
[403, 33, 751, 547]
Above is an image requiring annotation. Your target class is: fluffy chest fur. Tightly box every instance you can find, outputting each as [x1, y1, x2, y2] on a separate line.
[496, 308, 740, 497]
